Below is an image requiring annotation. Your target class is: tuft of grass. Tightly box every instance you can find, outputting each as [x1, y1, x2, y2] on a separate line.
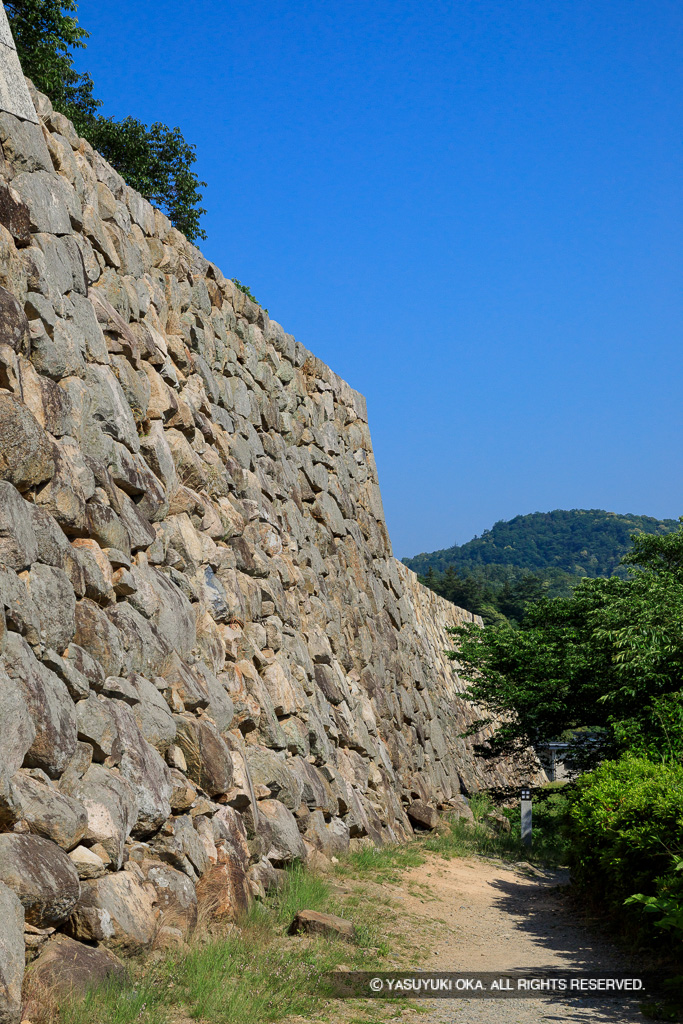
[335, 843, 425, 884]
[270, 861, 332, 927]
[50, 860, 390, 1024]
[58, 975, 167, 1024]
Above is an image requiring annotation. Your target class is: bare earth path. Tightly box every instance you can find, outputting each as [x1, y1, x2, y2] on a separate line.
[329, 854, 651, 1024]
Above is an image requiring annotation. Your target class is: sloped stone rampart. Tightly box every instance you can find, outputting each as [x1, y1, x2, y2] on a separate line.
[0, 20, 539, 1013]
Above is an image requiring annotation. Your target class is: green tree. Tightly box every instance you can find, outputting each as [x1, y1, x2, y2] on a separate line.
[5, 0, 99, 121]
[448, 521, 683, 765]
[6, 0, 206, 241]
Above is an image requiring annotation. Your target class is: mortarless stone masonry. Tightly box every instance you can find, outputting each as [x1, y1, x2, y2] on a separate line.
[0, 10, 540, 1017]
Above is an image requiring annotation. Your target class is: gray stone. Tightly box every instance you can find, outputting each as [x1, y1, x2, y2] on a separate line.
[0, 562, 40, 645]
[406, 799, 439, 831]
[68, 845, 106, 880]
[11, 170, 71, 235]
[255, 799, 306, 866]
[0, 285, 29, 353]
[0, 482, 38, 569]
[29, 317, 87, 380]
[66, 871, 156, 948]
[245, 746, 303, 811]
[84, 364, 141, 453]
[0, 833, 80, 927]
[0, 664, 34, 789]
[69, 292, 110, 363]
[304, 810, 350, 857]
[0, 392, 55, 493]
[68, 763, 138, 869]
[0, 879, 24, 1024]
[23, 934, 125, 1005]
[0, 118, 44, 171]
[174, 715, 233, 798]
[141, 860, 197, 936]
[289, 909, 354, 941]
[25, 563, 76, 651]
[9, 770, 87, 850]
[3, 632, 77, 777]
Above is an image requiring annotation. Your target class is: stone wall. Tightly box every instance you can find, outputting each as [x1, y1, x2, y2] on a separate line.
[0, 18, 536, 1018]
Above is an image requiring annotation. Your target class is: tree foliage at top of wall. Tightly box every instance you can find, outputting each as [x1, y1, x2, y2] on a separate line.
[231, 279, 267, 312]
[6, 0, 207, 241]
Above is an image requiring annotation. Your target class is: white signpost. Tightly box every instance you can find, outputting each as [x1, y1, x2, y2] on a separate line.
[521, 787, 532, 847]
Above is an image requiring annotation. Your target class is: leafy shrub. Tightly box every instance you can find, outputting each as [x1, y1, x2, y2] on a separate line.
[567, 754, 683, 915]
[626, 856, 683, 938]
[231, 279, 267, 311]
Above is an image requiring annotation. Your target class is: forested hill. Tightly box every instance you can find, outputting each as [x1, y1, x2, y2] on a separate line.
[403, 510, 680, 624]
[404, 510, 679, 577]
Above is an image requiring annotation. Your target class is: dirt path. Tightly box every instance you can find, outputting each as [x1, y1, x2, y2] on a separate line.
[344, 854, 651, 1024]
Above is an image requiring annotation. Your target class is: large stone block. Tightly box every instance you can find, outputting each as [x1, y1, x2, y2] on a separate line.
[0, 482, 38, 570]
[24, 563, 76, 651]
[3, 633, 77, 777]
[252, 799, 306, 866]
[0, 393, 55, 493]
[140, 859, 197, 936]
[67, 763, 138, 869]
[174, 715, 233, 798]
[23, 934, 125, 1007]
[0, 833, 80, 927]
[0, 880, 24, 1024]
[245, 746, 303, 811]
[0, 664, 34, 791]
[66, 871, 157, 949]
[9, 770, 87, 850]
[0, 285, 29, 352]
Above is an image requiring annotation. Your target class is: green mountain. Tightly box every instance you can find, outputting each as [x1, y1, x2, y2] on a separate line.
[403, 510, 680, 624]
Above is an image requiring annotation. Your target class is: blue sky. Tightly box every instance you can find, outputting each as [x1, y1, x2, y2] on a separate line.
[74, 0, 683, 558]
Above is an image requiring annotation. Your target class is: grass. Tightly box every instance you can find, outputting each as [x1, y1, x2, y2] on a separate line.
[51, 860, 391, 1024]
[46, 785, 571, 1024]
[420, 786, 571, 869]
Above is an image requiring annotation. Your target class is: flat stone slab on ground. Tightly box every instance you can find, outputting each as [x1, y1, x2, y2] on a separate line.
[289, 908, 355, 941]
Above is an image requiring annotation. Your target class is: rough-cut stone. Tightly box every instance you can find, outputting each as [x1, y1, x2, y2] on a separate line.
[174, 715, 233, 798]
[0, 663, 34, 788]
[195, 843, 250, 922]
[68, 845, 106, 879]
[0, 880, 24, 1024]
[142, 860, 197, 936]
[0, 483, 39, 570]
[0, 285, 29, 352]
[24, 563, 76, 651]
[0, 834, 80, 927]
[9, 770, 87, 849]
[245, 746, 303, 811]
[0, 71, 541, 975]
[23, 934, 125, 1004]
[66, 871, 157, 948]
[406, 800, 439, 831]
[303, 810, 350, 857]
[289, 909, 355, 941]
[0, 392, 55, 492]
[254, 799, 307, 866]
[67, 763, 138, 869]
[3, 633, 77, 777]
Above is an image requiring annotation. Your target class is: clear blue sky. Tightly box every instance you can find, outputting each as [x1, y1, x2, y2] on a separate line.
[73, 0, 683, 559]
